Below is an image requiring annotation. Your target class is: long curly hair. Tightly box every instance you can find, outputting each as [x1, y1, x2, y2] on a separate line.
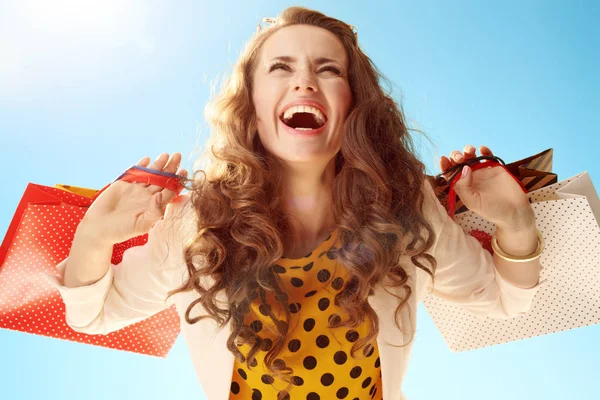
[167, 5, 438, 392]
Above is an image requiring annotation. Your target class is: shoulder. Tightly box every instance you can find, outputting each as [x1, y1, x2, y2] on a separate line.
[420, 178, 444, 221]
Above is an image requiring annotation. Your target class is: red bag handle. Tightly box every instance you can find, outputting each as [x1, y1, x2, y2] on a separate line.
[439, 155, 528, 219]
[92, 165, 187, 201]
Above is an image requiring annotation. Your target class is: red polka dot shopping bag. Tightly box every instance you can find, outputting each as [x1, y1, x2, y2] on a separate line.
[424, 148, 600, 352]
[0, 166, 185, 358]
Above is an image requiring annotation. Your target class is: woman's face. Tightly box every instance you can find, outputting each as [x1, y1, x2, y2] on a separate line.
[252, 24, 352, 166]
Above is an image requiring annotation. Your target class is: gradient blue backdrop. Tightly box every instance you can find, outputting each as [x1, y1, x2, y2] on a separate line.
[1, 1, 598, 399]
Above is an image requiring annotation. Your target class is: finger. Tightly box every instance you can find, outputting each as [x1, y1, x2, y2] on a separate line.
[136, 156, 151, 167]
[176, 168, 188, 178]
[143, 152, 174, 191]
[159, 168, 188, 204]
[153, 191, 166, 215]
[162, 152, 182, 174]
[145, 153, 182, 193]
[450, 150, 464, 163]
[133, 153, 168, 189]
[137, 192, 166, 233]
[480, 145, 493, 156]
[122, 156, 151, 187]
[463, 145, 476, 160]
[440, 155, 450, 171]
[440, 156, 457, 180]
[440, 156, 449, 175]
[149, 153, 170, 171]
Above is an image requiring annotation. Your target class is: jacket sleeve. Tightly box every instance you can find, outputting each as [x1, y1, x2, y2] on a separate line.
[44, 193, 196, 335]
[422, 179, 548, 319]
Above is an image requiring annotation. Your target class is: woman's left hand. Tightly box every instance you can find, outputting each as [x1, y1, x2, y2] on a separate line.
[440, 144, 535, 231]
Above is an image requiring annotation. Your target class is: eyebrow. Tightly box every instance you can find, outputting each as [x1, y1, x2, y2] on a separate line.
[268, 55, 342, 66]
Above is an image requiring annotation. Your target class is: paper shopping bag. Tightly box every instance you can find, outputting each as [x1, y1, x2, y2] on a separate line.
[54, 183, 98, 198]
[0, 168, 185, 358]
[422, 170, 600, 353]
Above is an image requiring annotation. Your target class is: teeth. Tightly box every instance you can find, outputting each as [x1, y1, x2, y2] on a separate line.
[282, 105, 326, 126]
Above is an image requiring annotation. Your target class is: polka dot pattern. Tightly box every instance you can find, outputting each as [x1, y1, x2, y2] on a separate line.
[230, 228, 382, 399]
[423, 172, 600, 353]
[0, 184, 180, 358]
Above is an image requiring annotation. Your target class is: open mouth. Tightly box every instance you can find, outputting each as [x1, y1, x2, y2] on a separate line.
[280, 105, 327, 131]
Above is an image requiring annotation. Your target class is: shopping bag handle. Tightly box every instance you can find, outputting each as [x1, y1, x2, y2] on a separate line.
[434, 155, 528, 219]
[434, 155, 507, 185]
[92, 165, 187, 201]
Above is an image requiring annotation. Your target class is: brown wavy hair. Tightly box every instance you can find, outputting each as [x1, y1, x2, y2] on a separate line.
[167, 6, 438, 394]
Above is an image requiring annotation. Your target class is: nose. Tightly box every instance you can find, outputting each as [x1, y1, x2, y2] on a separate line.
[292, 70, 318, 93]
[294, 83, 316, 93]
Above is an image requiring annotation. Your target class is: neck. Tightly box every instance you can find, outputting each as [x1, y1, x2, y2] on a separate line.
[279, 159, 337, 254]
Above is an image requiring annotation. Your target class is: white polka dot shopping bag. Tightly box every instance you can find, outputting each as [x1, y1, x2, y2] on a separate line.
[0, 166, 185, 358]
[424, 148, 600, 352]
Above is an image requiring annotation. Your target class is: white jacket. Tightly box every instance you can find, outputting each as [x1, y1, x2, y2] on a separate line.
[46, 179, 546, 400]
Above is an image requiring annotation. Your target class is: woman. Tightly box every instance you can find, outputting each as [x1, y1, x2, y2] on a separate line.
[48, 6, 544, 400]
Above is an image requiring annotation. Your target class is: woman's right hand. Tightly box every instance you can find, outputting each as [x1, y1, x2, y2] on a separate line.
[79, 153, 188, 244]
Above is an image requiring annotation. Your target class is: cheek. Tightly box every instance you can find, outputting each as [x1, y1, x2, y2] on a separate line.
[253, 80, 282, 122]
[343, 88, 353, 111]
[252, 92, 267, 121]
[332, 83, 353, 116]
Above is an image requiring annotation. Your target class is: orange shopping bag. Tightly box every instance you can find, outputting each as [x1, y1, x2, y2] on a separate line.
[0, 166, 186, 358]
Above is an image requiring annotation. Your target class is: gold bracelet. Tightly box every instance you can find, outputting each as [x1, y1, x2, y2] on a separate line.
[491, 228, 545, 263]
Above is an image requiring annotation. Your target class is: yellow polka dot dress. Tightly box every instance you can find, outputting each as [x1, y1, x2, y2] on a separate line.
[229, 228, 383, 400]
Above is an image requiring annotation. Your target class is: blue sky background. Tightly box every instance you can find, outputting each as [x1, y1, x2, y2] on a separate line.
[1, 1, 598, 399]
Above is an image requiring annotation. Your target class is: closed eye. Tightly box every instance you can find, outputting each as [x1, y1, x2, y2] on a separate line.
[269, 61, 291, 72]
[320, 66, 342, 76]
[268, 62, 343, 76]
